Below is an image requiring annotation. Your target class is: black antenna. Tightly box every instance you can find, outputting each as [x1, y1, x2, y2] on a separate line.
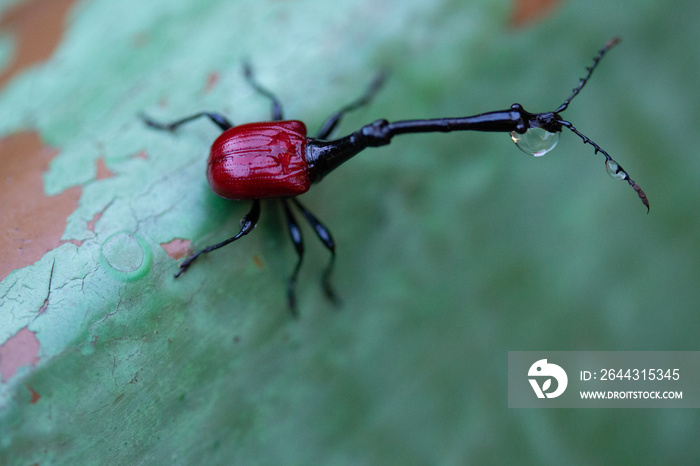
[556, 37, 621, 113]
[553, 38, 649, 212]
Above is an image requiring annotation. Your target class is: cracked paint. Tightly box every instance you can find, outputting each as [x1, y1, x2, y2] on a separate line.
[86, 200, 114, 234]
[36, 260, 54, 316]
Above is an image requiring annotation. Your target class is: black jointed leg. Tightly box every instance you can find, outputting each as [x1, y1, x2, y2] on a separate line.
[281, 199, 304, 315]
[315, 71, 387, 140]
[290, 198, 338, 304]
[243, 63, 284, 121]
[175, 200, 261, 278]
[281, 198, 340, 314]
[140, 111, 233, 132]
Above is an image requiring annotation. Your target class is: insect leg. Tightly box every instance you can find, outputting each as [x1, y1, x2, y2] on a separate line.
[281, 199, 305, 316]
[243, 62, 284, 121]
[140, 112, 233, 132]
[175, 200, 261, 277]
[291, 198, 338, 305]
[315, 71, 386, 140]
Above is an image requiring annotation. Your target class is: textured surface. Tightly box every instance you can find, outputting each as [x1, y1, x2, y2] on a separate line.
[1, 0, 699, 464]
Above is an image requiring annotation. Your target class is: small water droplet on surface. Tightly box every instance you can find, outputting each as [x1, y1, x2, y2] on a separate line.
[100, 231, 152, 280]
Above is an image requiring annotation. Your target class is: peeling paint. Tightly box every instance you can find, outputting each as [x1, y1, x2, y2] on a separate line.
[86, 211, 104, 233]
[95, 157, 114, 181]
[0, 326, 41, 382]
[0, 132, 81, 281]
[0, 0, 78, 89]
[160, 238, 191, 260]
[25, 383, 40, 403]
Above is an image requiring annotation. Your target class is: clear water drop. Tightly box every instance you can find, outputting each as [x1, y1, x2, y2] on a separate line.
[510, 128, 559, 157]
[605, 159, 627, 181]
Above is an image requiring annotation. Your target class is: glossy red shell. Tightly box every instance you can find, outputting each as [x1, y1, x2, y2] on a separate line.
[207, 120, 310, 200]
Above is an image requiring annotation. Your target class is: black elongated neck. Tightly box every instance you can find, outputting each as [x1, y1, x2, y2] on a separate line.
[306, 104, 538, 182]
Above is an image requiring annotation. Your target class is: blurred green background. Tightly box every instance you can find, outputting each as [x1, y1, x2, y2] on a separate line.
[1, 0, 698, 463]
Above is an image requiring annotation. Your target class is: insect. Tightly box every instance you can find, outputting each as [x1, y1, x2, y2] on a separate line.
[142, 38, 647, 315]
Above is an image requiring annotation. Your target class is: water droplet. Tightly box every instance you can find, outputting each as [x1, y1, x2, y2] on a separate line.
[100, 231, 152, 281]
[510, 128, 559, 157]
[605, 159, 627, 180]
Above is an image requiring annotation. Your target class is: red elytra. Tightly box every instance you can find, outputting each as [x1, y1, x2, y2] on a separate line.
[207, 120, 310, 200]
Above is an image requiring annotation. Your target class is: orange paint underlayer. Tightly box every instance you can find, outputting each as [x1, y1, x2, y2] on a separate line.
[0, 132, 81, 281]
[161, 238, 192, 260]
[0, 327, 41, 382]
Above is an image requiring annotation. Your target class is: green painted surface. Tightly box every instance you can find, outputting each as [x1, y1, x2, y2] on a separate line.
[1, 0, 699, 463]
